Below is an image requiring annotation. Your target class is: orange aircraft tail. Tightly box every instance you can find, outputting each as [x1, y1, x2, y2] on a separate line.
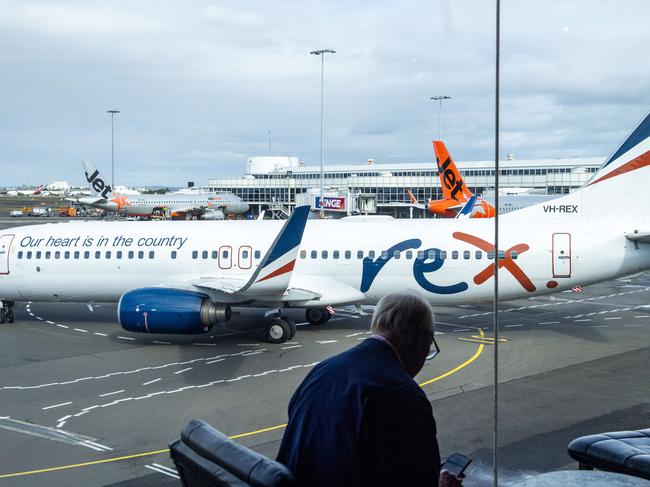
[433, 141, 474, 201]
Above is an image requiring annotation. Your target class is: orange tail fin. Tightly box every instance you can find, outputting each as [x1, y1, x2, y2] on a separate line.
[433, 141, 474, 201]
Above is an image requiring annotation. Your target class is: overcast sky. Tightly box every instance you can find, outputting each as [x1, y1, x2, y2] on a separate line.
[2, 0, 649, 187]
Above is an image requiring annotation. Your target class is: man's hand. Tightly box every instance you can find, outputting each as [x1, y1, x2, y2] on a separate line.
[439, 470, 463, 487]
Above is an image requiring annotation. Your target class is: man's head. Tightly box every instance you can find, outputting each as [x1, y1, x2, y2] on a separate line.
[371, 292, 435, 377]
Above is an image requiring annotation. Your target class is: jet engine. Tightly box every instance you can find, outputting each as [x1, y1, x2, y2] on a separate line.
[118, 288, 231, 334]
[202, 209, 225, 220]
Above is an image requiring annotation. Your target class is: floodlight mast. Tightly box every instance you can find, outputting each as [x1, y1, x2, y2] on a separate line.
[429, 96, 451, 140]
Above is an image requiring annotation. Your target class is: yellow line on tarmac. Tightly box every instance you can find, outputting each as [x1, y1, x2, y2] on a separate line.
[419, 327, 485, 387]
[0, 330, 486, 480]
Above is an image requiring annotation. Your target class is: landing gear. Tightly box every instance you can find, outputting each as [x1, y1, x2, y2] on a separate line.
[263, 308, 297, 343]
[0, 301, 15, 324]
[305, 307, 332, 326]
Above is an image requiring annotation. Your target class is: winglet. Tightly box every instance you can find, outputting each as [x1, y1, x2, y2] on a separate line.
[455, 195, 478, 219]
[433, 141, 474, 201]
[239, 205, 310, 296]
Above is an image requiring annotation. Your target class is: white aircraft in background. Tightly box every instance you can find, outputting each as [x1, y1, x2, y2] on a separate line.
[73, 161, 249, 220]
[6, 185, 45, 197]
[1, 112, 650, 343]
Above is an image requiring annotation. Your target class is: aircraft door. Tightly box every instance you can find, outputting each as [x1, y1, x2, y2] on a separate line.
[552, 233, 571, 278]
[219, 246, 232, 269]
[238, 246, 252, 269]
[0, 235, 14, 274]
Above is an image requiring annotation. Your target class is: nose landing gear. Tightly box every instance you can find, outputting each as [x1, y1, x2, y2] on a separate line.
[0, 301, 15, 324]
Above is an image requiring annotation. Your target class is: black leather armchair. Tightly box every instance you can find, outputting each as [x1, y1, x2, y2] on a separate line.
[170, 419, 296, 487]
[568, 429, 650, 480]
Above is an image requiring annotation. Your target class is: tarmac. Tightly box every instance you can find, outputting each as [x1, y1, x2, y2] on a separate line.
[0, 210, 649, 486]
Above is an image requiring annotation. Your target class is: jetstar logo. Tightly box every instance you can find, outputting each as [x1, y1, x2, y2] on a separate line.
[85, 169, 113, 199]
[437, 156, 464, 200]
[111, 194, 130, 210]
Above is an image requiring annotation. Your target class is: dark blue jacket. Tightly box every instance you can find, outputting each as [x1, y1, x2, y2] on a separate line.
[277, 338, 440, 486]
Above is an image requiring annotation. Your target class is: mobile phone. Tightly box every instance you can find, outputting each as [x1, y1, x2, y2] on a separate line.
[443, 453, 472, 477]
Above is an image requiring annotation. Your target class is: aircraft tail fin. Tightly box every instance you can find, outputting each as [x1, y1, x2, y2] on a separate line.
[83, 161, 114, 199]
[406, 189, 426, 210]
[455, 195, 478, 219]
[433, 141, 474, 201]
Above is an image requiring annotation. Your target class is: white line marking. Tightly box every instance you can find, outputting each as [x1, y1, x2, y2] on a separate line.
[94, 332, 108, 336]
[281, 345, 302, 350]
[237, 343, 260, 347]
[99, 390, 124, 397]
[193, 342, 216, 346]
[174, 367, 192, 375]
[35, 316, 43, 320]
[574, 319, 591, 322]
[57, 324, 69, 329]
[42, 401, 72, 410]
[634, 315, 649, 319]
[207, 358, 225, 364]
[117, 336, 136, 341]
[153, 340, 171, 345]
[45, 320, 54, 324]
[145, 464, 179, 479]
[74, 328, 88, 333]
[504, 324, 523, 328]
[539, 321, 559, 325]
[143, 378, 161, 385]
[591, 325, 609, 328]
[152, 463, 178, 475]
[316, 340, 339, 344]
[604, 317, 622, 320]
[82, 440, 113, 451]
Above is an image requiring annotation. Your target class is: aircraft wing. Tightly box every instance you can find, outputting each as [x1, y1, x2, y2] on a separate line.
[190, 205, 311, 300]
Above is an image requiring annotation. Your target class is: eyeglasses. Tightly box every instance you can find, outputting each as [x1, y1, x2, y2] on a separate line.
[425, 329, 440, 360]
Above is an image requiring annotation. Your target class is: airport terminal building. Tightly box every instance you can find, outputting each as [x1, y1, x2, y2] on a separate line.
[205, 155, 603, 217]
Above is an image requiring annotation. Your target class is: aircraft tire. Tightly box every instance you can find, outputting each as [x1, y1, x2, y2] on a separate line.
[286, 318, 297, 340]
[265, 318, 291, 344]
[306, 307, 331, 326]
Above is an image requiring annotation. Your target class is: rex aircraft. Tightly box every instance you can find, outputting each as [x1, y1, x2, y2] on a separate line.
[75, 161, 249, 220]
[2, 112, 650, 343]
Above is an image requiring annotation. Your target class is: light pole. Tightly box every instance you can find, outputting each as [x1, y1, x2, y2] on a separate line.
[106, 109, 121, 189]
[310, 48, 336, 217]
[430, 96, 451, 140]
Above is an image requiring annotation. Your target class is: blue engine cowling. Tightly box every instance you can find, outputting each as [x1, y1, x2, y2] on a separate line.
[118, 288, 231, 334]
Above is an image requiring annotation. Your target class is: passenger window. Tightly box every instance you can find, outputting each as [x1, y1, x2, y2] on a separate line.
[427, 250, 436, 259]
[417, 250, 424, 260]
[84, 251, 90, 259]
[45, 251, 51, 259]
[333, 250, 339, 259]
[149, 251, 154, 259]
[394, 250, 400, 259]
[55, 251, 61, 259]
[463, 250, 470, 260]
[128, 251, 134, 259]
[511, 250, 518, 259]
[106, 251, 111, 259]
[498, 250, 506, 260]
[95, 251, 101, 259]
[242, 250, 249, 259]
[192, 250, 198, 259]
[36, 251, 42, 259]
[17, 251, 23, 259]
[344, 250, 351, 259]
[138, 251, 144, 259]
[202, 250, 208, 259]
[476, 250, 483, 260]
[116, 251, 122, 259]
[311, 250, 317, 259]
[222, 250, 229, 259]
[357, 250, 363, 259]
[64, 251, 69, 259]
[322, 250, 328, 259]
[440, 250, 447, 260]
[212, 250, 218, 259]
[487, 250, 495, 260]
[27, 251, 32, 259]
[300, 250, 306, 259]
[74, 251, 80, 259]
[171, 251, 177, 259]
[381, 250, 388, 259]
[406, 250, 413, 259]
[452, 251, 459, 259]
[254, 250, 261, 259]
[368, 250, 375, 259]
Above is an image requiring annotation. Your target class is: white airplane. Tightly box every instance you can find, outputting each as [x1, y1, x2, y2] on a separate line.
[1, 112, 650, 343]
[74, 161, 249, 220]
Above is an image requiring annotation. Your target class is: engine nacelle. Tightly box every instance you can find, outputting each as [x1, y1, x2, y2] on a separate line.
[118, 288, 231, 334]
[202, 209, 225, 220]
